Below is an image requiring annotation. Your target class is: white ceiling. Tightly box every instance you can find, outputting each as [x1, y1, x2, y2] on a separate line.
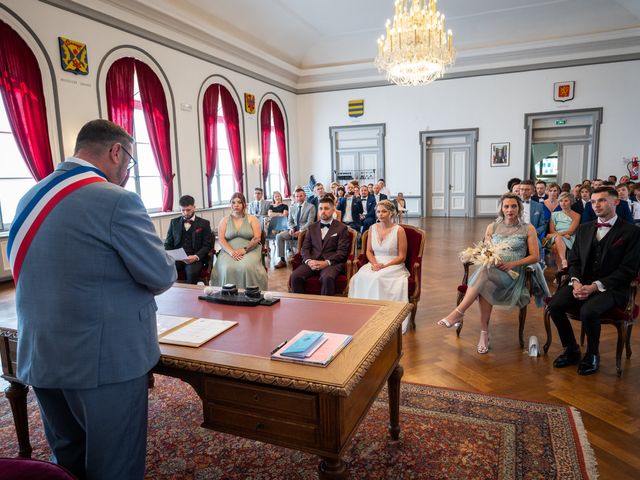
[103, 0, 640, 90]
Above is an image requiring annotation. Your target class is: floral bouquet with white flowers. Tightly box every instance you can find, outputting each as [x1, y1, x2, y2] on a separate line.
[459, 240, 519, 279]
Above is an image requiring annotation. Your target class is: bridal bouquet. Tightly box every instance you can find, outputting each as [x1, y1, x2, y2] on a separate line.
[459, 240, 519, 279]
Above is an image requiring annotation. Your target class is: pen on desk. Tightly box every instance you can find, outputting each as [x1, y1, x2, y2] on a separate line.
[270, 340, 287, 355]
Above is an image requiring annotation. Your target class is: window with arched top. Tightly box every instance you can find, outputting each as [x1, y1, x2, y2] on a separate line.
[0, 19, 55, 230]
[202, 83, 243, 206]
[105, 57, 174, 211]
[260, 99, 290, 198]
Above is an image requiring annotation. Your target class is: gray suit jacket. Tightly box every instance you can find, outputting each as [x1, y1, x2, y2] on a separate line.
[249, 199, 271, 216]
[288, 201, 316, 232]
[15, 160, 177, 389]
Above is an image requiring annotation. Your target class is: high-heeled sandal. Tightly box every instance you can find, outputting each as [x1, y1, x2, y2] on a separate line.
[438, 308, 464, 329]
[477, 331, 491, 354]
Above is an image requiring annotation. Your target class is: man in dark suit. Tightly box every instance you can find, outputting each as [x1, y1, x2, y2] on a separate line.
[548, 187, 640, 375]
[372, 182, 388, 204]
[337, 182, 364, 231]
[307, 182, 326, 211]
[571, 185, 591, 215]
[531, 180, 548, 203]
[359, 184, 378, 232]
[164, 195, 213, 284]
[580, 187, 633, 224]
[291, 197, 352, 296]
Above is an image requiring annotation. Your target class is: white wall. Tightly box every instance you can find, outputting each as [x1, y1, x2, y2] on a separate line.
[1, 0, 299, 210]
[297, 61, 640, 201]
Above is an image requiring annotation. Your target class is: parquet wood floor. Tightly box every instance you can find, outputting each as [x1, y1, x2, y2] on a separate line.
[1, 217, 638, 479]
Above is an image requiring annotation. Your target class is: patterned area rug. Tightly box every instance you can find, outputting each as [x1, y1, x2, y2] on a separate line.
[0, 376, 597, 479]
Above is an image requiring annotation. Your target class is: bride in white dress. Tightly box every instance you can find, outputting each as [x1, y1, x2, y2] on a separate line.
[349, 200, 411, 333]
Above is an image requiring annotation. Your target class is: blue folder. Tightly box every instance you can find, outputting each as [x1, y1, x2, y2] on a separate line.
[280, 331, 325, 358]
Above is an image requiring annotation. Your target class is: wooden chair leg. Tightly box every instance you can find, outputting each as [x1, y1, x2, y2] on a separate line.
[580, 323, 585, 346]
[410, 302, 417, 330]
[626, 324, 633, 359]
[543, 309, 552, 354]
[615, 323, 625, 377]
[518, 307, 527, 349]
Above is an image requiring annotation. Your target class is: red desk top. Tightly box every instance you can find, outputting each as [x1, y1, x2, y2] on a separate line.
[155, 287, 380, 358]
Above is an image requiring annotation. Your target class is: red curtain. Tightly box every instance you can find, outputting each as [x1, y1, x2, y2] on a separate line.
[219, 86, 243, 193]
[105, 57, 135, 135]
[202, 84, 220, 207]
[0, 20, 53, 181]
[134, 60, 174, 212]
[271, 102, 291, 198]
[260, 100, 272, 187]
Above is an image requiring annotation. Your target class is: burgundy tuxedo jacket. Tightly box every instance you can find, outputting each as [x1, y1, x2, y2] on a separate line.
[301, 220, 351, 265]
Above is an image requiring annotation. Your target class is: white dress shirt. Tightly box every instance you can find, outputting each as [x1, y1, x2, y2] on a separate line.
[343, 197, 353, 223]
[522, 200, 531, 224]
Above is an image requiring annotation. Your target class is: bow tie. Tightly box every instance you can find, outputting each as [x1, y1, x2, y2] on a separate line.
[184, 219, 194, 224]
[595, 222, 611, 228]
[321, 223, 331, 229]
[524, 200, 530, 204]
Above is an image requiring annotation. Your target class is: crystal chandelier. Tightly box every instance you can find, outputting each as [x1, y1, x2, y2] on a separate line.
[375, 0, 456, 87]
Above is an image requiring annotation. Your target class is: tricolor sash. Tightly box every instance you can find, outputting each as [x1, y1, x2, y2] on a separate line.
[8, 166, 108, 284]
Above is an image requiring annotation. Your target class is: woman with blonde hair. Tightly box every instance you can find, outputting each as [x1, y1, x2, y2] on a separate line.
[545, 192, 580, 270]
[349, 200, 411, 333]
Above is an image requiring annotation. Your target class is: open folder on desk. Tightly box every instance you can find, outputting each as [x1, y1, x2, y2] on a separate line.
[271, 330, 353, 367]
[157, 314, 237, 347]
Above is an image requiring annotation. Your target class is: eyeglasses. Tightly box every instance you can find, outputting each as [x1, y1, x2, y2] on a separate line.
[110, 144, 137, 170]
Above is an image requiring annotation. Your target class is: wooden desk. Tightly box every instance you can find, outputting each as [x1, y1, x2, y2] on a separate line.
[1, 285, 410, 479]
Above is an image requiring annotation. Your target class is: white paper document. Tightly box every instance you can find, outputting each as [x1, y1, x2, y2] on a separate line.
[158, 317, 238, 347]
[156, 314, 193, 335]
[166, 248, 188, 261]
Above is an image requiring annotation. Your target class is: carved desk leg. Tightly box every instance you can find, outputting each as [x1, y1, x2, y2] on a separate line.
[388, 364, 403, 441]
[5, 381, 32, 458]
[318, 456, 347, 480]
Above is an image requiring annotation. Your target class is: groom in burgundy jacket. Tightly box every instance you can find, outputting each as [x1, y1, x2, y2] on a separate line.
[291, 196, 352, 296]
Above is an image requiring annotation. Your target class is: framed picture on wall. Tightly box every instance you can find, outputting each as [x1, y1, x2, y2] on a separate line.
[490, 142, 510, 167]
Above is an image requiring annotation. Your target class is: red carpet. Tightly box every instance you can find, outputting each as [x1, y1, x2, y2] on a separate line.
[0, 375, 597, 479]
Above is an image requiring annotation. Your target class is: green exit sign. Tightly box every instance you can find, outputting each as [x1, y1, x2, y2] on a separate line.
[555, 119, 567, 125]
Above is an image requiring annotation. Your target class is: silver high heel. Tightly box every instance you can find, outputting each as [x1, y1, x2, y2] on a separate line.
[477, 331, 491, 354]
[438, 308, 464, 329]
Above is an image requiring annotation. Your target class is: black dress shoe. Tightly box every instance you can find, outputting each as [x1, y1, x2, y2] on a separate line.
[577, 354, 600, 376]
[553, 347, 581, 368]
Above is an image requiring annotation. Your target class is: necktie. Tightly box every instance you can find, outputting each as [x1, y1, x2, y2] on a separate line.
[296, 204, 301, 226]
[595, 222, 611, 228]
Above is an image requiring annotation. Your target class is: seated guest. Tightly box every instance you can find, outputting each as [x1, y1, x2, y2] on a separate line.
[571, 186, 591, 215]
[372, 182, 388, 204]
[378, 178, 391, 197]
[572, 184, 582, 200]
[248, 187, 271, 216]
[581, 188, 633, 224]
[511, 182, 521, 197]
[349, 200, 410, 333]
[330, 181, 340, 196]
[545, 192, 580, 270]
[393, 192, 408, 223]
[620, 175, 631, 184]
[560, 182, 572, 193]
[630, 183, 640, 225]
[542, 183, 561, 221]
[337, 182, 364, 231]
[359, 184, 378, 232]
[367, 183, 374, 194]
[267, 191, 288, 217]
[308, 182, 326, 210]
[616, 183, 634, 211]
[164, 195, 212, 284]
[211, 192, 267, 290]
[548, 187, 640, 375]
[438, 193, 540, 354]
[519, 180, 546, 240]
[607, 175, 617, 184]
[507, 177, 521, 193]
[532, 180, 548, 203]
[318, 192, 342, 221]
[336, 185, 346, 199]
[591, 179, 603, 189]
[275, 188, 316, 269]
[290, 197, 351, 296]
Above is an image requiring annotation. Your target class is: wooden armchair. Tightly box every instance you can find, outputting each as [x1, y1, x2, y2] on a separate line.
[354, 224, 426, 330]
[176, 231, 216, 284]
[287, 227, 358, 296]
[543, 270, 639, 377]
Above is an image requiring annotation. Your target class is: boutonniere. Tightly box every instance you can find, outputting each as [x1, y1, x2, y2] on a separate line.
[196, 227, 204, 234]
[612, 237, 624, 247]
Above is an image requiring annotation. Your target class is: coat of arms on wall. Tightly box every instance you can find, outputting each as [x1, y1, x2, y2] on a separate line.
[553, 81, 575, 102]
[348, 99, 364, 118]
[58, 37, 88, 75]
[244, 93, 255, 114]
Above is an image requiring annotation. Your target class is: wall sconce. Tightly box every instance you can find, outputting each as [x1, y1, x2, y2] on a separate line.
[250, 155, 261, 167]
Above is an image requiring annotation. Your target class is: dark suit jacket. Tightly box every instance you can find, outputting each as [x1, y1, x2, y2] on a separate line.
[301, 220, 351, 265]
[337, 196, 364, 229]
[531, 194, 548, 203]
[360, 195, 377, 222]
[581, 201, 633, 224]
[571, 199, 586, 215]
[164, 216, 213, 263]
[568, 218, 640, 307]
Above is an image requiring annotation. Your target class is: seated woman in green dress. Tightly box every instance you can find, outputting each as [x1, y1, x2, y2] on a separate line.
[544, 192, 580, 270]
[211, 192, 268, 291]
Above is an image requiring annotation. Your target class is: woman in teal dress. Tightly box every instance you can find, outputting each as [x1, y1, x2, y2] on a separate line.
[211, 192, 268, 290]
[438, 193, 540, 353]
[545, 192, 580, 270]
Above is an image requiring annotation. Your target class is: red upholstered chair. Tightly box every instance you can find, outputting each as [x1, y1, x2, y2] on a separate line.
[543, 271, 639, 377]
[176, 232, 216, 284]
[354, 224, 425, 330]
[287, 227, 358, 296]
[0, 457, 77, 479]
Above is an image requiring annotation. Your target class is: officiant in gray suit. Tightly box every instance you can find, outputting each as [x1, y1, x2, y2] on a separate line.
[11, 119, 176, 480]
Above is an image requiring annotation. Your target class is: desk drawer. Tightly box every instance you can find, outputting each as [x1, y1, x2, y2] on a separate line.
[203, 378, 317, 421]
[204, 402, 319, 446]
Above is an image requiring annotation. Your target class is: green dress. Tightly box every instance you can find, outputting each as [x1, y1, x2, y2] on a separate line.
[211, 215, 268, 290]
[468, 221, 530, 310]
[549, 211, 575, 249]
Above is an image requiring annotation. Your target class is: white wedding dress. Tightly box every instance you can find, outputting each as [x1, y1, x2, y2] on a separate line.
[349, 224, 411, 333]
